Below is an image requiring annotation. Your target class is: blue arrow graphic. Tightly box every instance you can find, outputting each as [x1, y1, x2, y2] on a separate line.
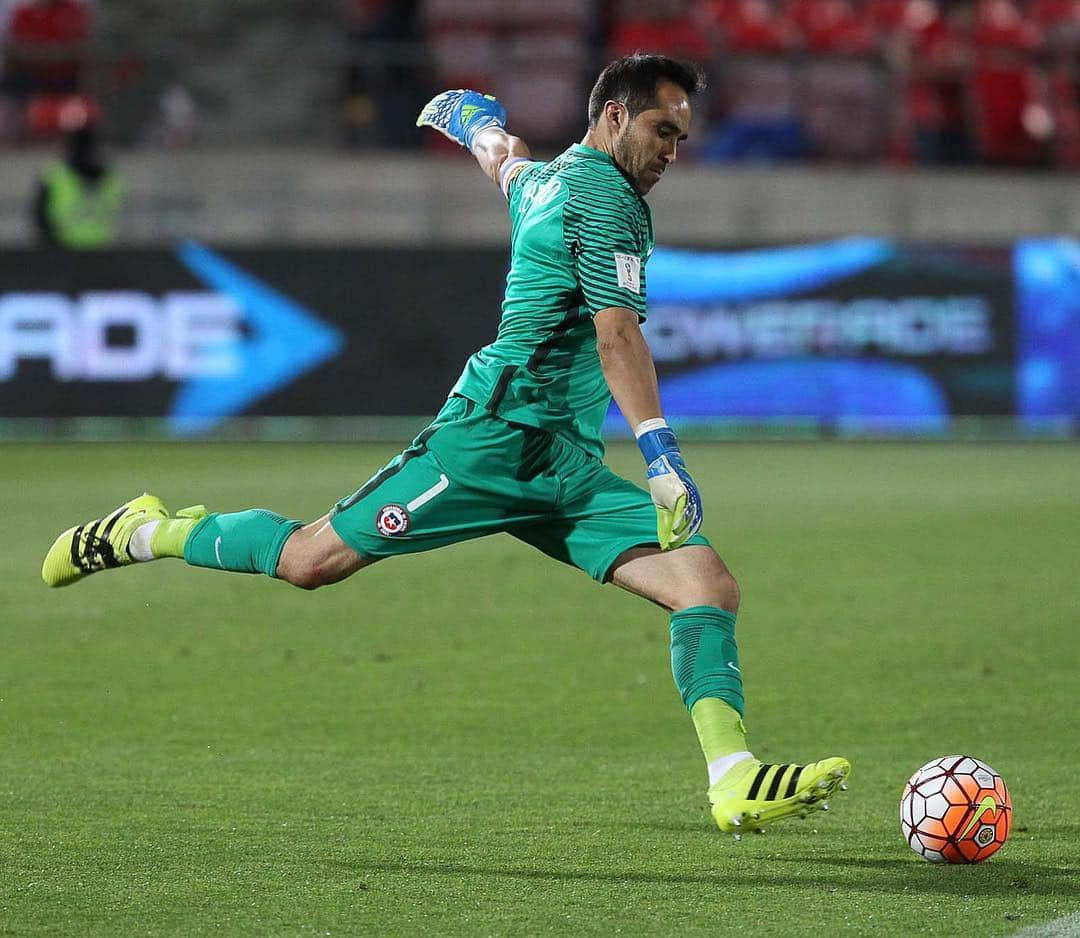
[171, 241, 344, 435]
[648, 237, 896, 304]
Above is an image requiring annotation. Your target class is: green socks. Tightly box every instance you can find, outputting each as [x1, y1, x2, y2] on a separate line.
[669, 606, 744, 715]
[171, 509, 302, 577]
[670, 606, 752, 782]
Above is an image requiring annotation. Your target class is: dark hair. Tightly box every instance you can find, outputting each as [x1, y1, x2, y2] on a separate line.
[587, 53, 706, 128]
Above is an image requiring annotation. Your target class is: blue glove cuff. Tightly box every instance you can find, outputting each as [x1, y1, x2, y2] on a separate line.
[637, 426, 681, 465]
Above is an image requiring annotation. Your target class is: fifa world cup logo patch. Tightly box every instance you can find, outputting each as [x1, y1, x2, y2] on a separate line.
[375, 504, 409, 536]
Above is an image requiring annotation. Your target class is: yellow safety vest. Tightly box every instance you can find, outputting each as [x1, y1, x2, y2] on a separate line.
[42, 161, 124, 249]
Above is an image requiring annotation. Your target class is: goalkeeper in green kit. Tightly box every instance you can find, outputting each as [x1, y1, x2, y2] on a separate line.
[42, 54, 849, 835]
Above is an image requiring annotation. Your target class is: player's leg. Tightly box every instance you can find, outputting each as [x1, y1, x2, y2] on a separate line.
[164, 505, 372, 587]
[40, 396, 534, 591]
[41, 399, 466, 589]
[40, 491, 368, 589]
[608, 544, 750, 790]
[511, 449, 848, 836]
[609, 544, 849, 836]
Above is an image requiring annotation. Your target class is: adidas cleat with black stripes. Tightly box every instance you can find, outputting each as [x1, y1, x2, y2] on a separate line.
[708, 756, 851, 836]
[42, 494, 168, 587]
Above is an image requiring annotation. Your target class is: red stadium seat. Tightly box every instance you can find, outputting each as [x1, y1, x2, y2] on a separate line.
[867, 0, 911, 32]
[971, 0, 1043, 52]
[1029, 0, 1080, 52]
[607, 0, 713, 60]
[792, 0, 877, 55]
[712, 0, 800, 53]
[1030, 0, 1080, 25]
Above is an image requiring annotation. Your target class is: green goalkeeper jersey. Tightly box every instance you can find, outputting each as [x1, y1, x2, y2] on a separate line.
[451, 143, 654, 459]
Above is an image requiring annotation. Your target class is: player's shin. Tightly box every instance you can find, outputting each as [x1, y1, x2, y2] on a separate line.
[670, 606, 753, 781]
[181, 509, 302, 576]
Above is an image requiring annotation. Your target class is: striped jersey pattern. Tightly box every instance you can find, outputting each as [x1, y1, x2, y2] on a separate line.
[450, 144, 654, 459]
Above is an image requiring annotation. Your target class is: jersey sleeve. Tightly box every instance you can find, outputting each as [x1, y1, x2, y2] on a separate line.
[565, 196, 648, 320]
[504, 159, 544, 204]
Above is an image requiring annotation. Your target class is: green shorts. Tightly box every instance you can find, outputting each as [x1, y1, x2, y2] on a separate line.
[330, 396, 710, 583]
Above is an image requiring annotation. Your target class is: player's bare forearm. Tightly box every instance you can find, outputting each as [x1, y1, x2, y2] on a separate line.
[595, 306, 663, 430]
[471, 127, 531, 190]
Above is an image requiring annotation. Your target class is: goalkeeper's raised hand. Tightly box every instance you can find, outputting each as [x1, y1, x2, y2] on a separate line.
[416, 89, 507, 151]
[636, 419, 703, 551]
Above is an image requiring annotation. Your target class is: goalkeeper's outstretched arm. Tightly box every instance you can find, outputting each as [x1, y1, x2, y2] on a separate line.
[416, 89, 531, 194]
[472, 126, 532, 194]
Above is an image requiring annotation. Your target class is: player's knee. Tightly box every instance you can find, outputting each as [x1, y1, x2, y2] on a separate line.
[276, 552, 334, 590]
[275, 523, 368, 589]
[714, 567, 741, 613]
[279, 561, 325, 590]
[671, 553, 740, 613]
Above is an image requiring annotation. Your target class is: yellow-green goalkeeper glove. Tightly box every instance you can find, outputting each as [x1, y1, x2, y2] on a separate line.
[637, 419, 703, 551]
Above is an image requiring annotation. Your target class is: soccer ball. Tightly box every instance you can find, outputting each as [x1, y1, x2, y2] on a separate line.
[900, 755, 1012, 863]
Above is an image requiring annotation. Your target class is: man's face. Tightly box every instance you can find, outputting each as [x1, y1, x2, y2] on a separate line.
[610, 79, 692, 196]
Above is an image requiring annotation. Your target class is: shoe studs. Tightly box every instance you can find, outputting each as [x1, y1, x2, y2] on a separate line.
[821, 802, 830, 812]
[840, 783, 848, 791]
[730, 816, 742, 828]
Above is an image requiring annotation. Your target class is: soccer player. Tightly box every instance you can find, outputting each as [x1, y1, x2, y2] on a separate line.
[42, 54, 849, 835]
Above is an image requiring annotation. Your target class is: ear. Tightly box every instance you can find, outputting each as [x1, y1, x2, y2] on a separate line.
[604, 99, 625, 134]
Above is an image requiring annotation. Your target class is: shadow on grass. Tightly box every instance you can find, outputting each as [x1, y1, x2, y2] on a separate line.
[352, 857, 1076, 898]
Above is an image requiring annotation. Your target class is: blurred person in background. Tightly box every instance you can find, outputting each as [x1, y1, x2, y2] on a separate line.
[883, 0, 975, 164]
[33, 109, 123, 248]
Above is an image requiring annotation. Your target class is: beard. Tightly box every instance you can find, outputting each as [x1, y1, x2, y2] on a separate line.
[611, 134, 649, 193]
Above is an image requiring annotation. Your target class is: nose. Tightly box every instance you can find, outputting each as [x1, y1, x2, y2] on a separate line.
[662, 139, 678, 164]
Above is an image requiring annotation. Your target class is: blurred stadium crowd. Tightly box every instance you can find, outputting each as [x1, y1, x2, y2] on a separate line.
[1, 0, 1079, 169]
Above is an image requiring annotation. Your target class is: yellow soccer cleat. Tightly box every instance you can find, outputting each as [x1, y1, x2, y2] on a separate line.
[42, 494, 169, 588]
[709, 756, 851, 837]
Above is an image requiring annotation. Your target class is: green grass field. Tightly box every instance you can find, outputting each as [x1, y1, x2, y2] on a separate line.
[2, 442, 1078, 935]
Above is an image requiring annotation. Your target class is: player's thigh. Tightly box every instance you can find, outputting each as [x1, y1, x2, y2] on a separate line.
[328, 436, 515, 562]
[509, 458, 712, 588]
[609, 544, 740, 613]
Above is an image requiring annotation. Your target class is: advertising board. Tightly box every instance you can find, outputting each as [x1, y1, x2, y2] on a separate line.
[1, 239, 1077, 435]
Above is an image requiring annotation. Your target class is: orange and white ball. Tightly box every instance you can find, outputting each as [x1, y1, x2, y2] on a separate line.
[900, 755, 1012, 863]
